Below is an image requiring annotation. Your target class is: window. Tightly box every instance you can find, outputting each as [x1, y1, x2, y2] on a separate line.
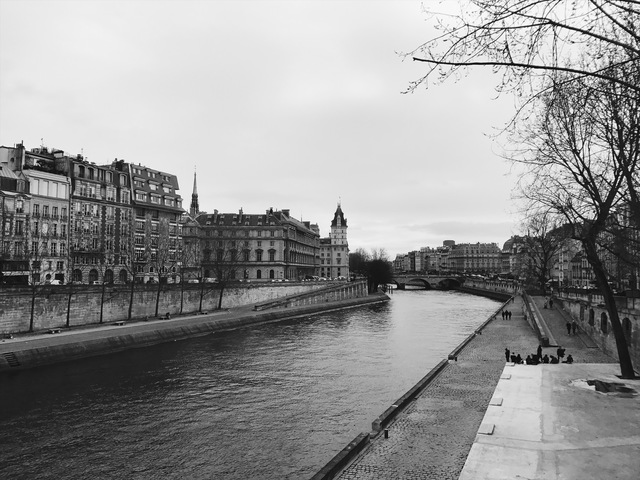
[269, 250, 275, 261]
[256, 250, 263, 262]
[600, 312, 608, 334]
[33, 204, 40, 216]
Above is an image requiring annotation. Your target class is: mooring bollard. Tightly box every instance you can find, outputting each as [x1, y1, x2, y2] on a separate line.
[384, 429, 389, 439]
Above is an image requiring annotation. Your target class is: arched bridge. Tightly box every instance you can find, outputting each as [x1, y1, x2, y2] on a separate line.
[391, 274, 465, 290]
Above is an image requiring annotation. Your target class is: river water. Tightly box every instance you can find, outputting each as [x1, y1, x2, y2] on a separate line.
[0, 290, 500, 479]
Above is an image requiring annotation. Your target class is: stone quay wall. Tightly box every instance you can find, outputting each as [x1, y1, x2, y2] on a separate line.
[556, 295, 640, 369]
[254, 281, 368, 310]
[0, 281, 362, 334]
[0, 291, 388, 372]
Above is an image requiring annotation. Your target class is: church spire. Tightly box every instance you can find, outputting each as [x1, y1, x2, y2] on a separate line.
[190, 167, 199, 216]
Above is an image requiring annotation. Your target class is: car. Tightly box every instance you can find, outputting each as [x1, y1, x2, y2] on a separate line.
[47, 279, 63, 285]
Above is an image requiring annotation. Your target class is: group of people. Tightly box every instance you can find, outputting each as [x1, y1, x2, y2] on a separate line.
[501, 310, 513, 320]
[504, 345, 574, 365]
[566, 320, 579, 335]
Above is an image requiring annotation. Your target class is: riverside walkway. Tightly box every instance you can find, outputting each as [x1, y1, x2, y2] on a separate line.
[335, 295, 639, 480]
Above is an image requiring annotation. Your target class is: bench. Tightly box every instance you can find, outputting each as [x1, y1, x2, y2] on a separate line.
[114, 321, 125, 326]
[48, 328, 61, 334]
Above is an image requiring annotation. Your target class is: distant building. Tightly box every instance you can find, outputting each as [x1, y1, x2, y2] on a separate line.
[196, 208, 319, 281]
[0, 145, 31, 284]
[128, 162, 184, 283]
[318, 203, 349, 279]
[449, 242, 502, 274]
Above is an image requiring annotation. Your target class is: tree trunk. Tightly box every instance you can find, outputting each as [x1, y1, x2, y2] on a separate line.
[128, 278, 135, 320]
[66, 285, 73, 328]
[99, 282, 106, 324]
[29, 287, 36, 332]
[155, 281, 161, 318]
[199, 281, 205, 313]
[217, 285, 225, 309]
[583, 238, 636, 378]
[179, 270, 185, 314]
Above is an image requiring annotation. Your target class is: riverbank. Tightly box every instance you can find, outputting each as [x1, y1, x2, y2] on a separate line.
[327, 294, 626, 480]
[0, 293, 389, 372]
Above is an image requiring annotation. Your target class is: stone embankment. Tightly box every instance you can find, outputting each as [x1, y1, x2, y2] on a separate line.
[314, 291, 616, 480]
[0, 285, 386, 372]
[0, 280, 362, 334]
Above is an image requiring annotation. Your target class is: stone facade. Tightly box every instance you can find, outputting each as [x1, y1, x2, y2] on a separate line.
[318, 203, 349, 279]
[559, 294, 640, 369]
[196, 208, 319, 282]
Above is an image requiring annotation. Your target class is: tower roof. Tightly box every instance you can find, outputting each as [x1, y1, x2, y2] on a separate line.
[331, 203, 347, 227]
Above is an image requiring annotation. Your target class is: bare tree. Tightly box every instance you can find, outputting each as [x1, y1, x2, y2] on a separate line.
[148, 218, 178, 318]
[408, 1, 640, 94]
[513, 68, 638, 377]
[518, 211, 568, 290]
[27, 216, 57, 331]
[203, 236, 245, 310]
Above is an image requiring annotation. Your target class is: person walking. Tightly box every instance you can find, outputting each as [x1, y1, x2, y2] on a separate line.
[572, 320, 578, 335]
[566, 321, 572, 334]
[505, 348, 510, 362]
[536, 344, 542, 361]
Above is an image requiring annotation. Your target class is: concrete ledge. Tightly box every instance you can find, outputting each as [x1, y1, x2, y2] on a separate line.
[523, 293, 553, 346]
[456, 286, 512, 302]
[310, 432, 370, 480]
[372, 358, 449, 432]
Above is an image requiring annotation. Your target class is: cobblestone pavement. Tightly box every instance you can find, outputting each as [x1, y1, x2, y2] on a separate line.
[335, 295, 616, 480]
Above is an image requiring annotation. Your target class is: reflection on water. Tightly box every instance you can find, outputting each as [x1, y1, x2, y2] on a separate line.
[0, 290, 500, 479]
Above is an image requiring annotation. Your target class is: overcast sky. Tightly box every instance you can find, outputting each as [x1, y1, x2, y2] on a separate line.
[0, 0, 520, 258]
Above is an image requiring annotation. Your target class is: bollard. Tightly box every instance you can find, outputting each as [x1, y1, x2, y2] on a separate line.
[384, 429, 389, 439]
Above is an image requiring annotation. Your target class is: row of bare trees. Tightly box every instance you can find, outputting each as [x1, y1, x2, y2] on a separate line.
[410, 0, 639, 377]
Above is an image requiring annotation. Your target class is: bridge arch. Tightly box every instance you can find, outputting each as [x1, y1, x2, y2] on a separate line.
[391, 274, 463, 291]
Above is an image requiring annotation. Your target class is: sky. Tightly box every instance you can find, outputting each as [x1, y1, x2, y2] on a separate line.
[0, 0, 520, 258]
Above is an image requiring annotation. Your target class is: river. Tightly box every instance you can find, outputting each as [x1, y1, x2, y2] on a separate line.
[0, 290, 500, 479]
